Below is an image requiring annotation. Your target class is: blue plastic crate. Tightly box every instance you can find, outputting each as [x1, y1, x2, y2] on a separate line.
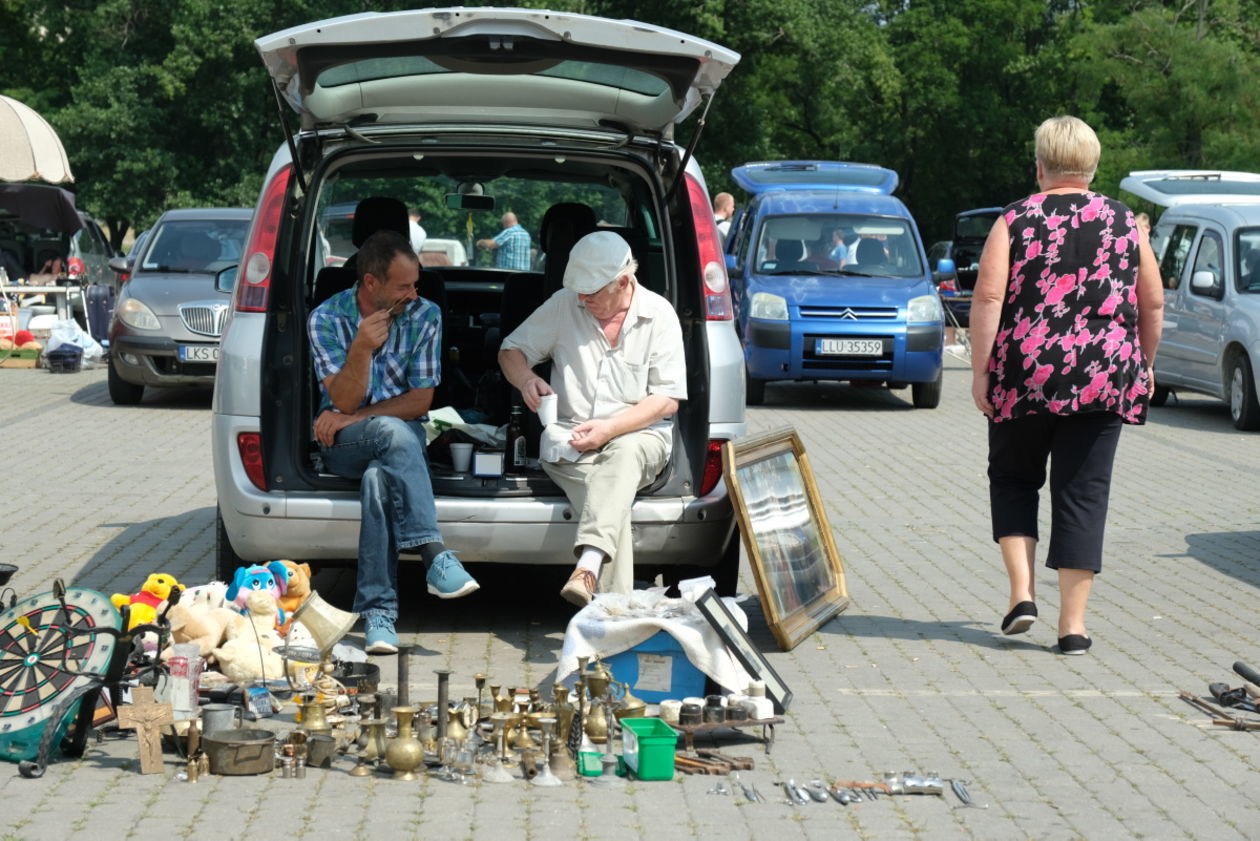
[602, 631, 706, 704]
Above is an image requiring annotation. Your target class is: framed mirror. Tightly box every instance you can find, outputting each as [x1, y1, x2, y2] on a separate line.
[722, 427, 849, 650]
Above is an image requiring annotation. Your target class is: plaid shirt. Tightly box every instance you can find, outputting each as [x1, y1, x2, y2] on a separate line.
[308, 286, 441, 414]
[493, 223, 533, 270]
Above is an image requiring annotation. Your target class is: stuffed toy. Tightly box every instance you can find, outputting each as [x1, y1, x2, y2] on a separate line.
[111, 573, 182, 630]
[275, 561, 312, 636]
[225, 562, 290, 622]
[212, 591, 286, 684]
[182, 580, 230, 611]
[166, 600, 237, 658]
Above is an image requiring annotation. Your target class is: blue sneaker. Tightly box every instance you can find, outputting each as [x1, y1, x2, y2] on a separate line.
[363, 613, 399, 655]
[426, 550, 480, 599]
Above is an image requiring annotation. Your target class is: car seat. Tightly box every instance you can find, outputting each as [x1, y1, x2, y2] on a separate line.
[855, 237, 887, 269]
[312, 197, 409, 307]
[178, 233, 220, 270]
[771, 239, 811, 273]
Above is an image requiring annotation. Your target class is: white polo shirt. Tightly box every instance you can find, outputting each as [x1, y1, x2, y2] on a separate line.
[501, 282, 687, 462]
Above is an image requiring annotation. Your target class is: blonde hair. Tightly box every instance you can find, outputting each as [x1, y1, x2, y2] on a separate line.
[1034, 116, 1100, 183]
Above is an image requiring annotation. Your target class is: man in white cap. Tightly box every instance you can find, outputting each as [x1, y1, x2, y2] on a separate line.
[498, 230, 687, 606]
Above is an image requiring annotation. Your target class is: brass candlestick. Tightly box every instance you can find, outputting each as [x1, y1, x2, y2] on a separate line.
[531, 717, 563, 787]
[482, 713, 514, 784]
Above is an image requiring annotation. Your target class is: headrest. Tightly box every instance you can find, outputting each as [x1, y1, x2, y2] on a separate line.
[352, 197, 408, 248]
[539, 202, 597, 256]
[776, 239, 805, 262]
[856, 238, 885, 264]
[180, 233, 220, 264]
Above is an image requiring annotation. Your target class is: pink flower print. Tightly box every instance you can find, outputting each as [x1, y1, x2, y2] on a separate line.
[1048, 398, 1071, 412]
[1079, 371, 1109, 405]
[1098, 291, 1122, 316]
[1025, 240, 1043, 261]
[1020, 322, 1050, 356]
[1045, 212, 1068, 230]
[1118, 341, 1134, 361]
[1045, 271, 1079, 306]
[1079, 196, 1106, 222]
[1013, 316, 1033, 340]
[1028, 364, 1053, 387]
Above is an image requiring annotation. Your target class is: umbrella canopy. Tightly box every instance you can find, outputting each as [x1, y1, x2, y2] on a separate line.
[0, 94, 74, 184]
[0, 183, 83, 234]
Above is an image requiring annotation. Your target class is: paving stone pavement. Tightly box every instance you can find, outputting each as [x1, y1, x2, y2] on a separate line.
[1, 356, 1257, 841]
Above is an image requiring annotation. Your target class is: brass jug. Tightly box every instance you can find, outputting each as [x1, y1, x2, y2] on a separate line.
[445, 705, 469, 744]
[585, 658, 613, 700]
[584, 699, 609, 744]
[384, 706, 424, 781]
[614, 681, 646, 720]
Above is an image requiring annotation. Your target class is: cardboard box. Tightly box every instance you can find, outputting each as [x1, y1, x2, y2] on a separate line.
[0, 348, 39, 368]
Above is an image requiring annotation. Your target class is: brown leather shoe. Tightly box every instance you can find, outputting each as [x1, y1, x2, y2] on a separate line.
[560, 568, 598, 607]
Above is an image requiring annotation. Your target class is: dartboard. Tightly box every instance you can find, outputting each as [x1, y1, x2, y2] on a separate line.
[0, 588, 120, 758]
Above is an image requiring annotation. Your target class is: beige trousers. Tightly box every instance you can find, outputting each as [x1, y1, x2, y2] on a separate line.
[541, 430, 668, 594]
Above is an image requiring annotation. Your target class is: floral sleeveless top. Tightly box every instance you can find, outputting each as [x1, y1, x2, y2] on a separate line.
[987, 192, 1152, 424]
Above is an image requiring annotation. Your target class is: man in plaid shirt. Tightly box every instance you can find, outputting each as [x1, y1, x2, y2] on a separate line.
[476, 211, 533, 270]
[309, 229, 479, 654]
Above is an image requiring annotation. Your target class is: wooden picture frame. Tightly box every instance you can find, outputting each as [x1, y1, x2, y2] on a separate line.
[695, 588, 793, 714]
[722, 427, 849, 651]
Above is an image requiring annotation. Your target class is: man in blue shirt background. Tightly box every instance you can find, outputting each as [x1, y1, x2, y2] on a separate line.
[476, 211, 533, 270]
[308, 229, 478, 653]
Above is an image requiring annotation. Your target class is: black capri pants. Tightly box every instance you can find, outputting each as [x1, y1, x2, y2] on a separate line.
[987, 411, 1123, 573]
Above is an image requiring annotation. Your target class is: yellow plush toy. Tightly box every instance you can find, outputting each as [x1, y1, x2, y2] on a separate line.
[111, 573, 182, 630]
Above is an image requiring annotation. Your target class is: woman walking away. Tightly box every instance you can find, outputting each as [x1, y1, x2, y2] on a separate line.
[970, 116, 1164, 655]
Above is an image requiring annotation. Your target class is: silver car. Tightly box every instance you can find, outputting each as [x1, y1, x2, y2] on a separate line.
[107, 208, 251, 404]
[1122, 170, 1260, 429]
[212, 8, 747, 588]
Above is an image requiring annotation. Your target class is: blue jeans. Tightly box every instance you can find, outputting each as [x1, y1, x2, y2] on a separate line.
[319, 416, 441, 619]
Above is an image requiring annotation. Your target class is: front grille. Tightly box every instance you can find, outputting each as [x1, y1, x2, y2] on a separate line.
[799, 305, 898, 320]
[179, 304, 228, 337]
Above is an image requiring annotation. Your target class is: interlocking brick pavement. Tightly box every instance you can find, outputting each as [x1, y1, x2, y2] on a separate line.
[0, 357, 1257, 840]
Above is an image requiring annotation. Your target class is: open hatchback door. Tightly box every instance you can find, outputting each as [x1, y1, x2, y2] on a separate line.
[731, 161, 899, 196]
[255, 7, 739, 136]
[1120, 169, 1260, 208]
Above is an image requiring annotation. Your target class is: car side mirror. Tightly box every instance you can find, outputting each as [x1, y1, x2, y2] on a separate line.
[216, 264, 239, 293]
[1190, 269, 1221, 298]
[108, 256, 129, 275]
[932, 257, 958, 285]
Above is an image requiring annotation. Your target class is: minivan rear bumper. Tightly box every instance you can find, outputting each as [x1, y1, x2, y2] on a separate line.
[214, 413, 736, 565]
[745, 318, 942, 383]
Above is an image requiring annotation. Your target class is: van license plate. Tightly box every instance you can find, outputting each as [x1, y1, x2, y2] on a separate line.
[179, 345, 219, 362]
[816, 338, 883, 356]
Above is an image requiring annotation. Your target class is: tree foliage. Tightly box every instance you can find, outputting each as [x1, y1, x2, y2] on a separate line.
[3, 0, 1259, 246]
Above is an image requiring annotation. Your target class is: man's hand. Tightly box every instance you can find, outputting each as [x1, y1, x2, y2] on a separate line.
[519, 375, 554, 412]
[354, 309, 393, 352]
[569, 418, 615, 452]
[313, 409, 359, 447]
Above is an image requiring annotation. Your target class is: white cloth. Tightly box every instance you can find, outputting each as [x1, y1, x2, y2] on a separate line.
[556, 589, 755, 694]
[500, 284, 687, 463]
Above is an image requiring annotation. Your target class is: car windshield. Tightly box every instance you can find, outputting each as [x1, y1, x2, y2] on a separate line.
[755, 213, 923, 278]
[139, 218, 249, 273]
[1237, 227, 1260, 293]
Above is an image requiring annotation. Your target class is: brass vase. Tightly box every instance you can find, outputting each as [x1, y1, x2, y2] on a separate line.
[384, 706, 424, 781]
[614, 681, 647, 720]
[552, 685, 576, 747]
[351, 718, 389, 776]
[584, 699, 609, 744]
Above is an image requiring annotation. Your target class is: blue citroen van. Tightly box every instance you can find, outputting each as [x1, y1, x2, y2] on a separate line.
[725, 161, 944, 406]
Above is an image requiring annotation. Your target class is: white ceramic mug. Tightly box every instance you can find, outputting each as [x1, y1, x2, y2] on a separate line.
[450, 442, 474, 472]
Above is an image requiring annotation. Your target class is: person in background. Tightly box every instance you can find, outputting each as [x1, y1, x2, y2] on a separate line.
[498, 231, 686, 607]
[476, 212, 533, 270]
[970, 116, 1163, 656]
[408, 207, 427, 254]
[308, 230, 479, 653]
[713, 192, 735, 246]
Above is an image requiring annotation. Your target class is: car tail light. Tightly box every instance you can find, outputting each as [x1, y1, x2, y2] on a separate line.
[237, 432, 267, 491]
[685, 173, 733, 321]
[938, 278, 958, 293]
[67, 256, 86, 281]
[698, 439, 726, 496]
[234, 164, 292, 313]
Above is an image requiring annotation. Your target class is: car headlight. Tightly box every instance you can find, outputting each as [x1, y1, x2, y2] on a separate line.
[749, 291, 788, 320]
[908, 293, 943, 323]
[117, 298, 161, 330]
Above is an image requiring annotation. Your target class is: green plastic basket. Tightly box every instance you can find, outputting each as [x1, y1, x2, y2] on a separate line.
[620, 717, 680, 781]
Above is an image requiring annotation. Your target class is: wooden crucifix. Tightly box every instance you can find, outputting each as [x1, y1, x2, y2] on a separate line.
[117, 685, 174, 774]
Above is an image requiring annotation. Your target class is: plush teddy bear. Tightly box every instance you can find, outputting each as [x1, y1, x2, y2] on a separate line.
[111, 573, 182, 630]
[275, 561, 312, 636]
[212, 591, 286, 684]
[166, 600, 238, 658]
[225, 562, 290, 622]
[182, 580, 230, 611]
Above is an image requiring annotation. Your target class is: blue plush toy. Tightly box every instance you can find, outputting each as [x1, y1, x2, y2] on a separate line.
[225, 562, 291, 624]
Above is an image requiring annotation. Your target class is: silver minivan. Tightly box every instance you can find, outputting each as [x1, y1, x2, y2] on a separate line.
[212, 8, 748, 588]
[1122, 170, 1260, 430]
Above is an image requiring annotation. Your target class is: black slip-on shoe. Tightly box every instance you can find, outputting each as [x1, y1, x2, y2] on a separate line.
[1058, 634, 1092, 655]
[1001, 601, 1038, 635]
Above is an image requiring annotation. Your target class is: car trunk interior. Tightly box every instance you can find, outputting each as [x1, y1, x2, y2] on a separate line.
[258, 138, 709, 500]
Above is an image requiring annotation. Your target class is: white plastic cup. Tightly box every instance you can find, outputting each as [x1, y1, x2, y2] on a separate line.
[450, 442, 474, 472]
[537, 393, 558, 426]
